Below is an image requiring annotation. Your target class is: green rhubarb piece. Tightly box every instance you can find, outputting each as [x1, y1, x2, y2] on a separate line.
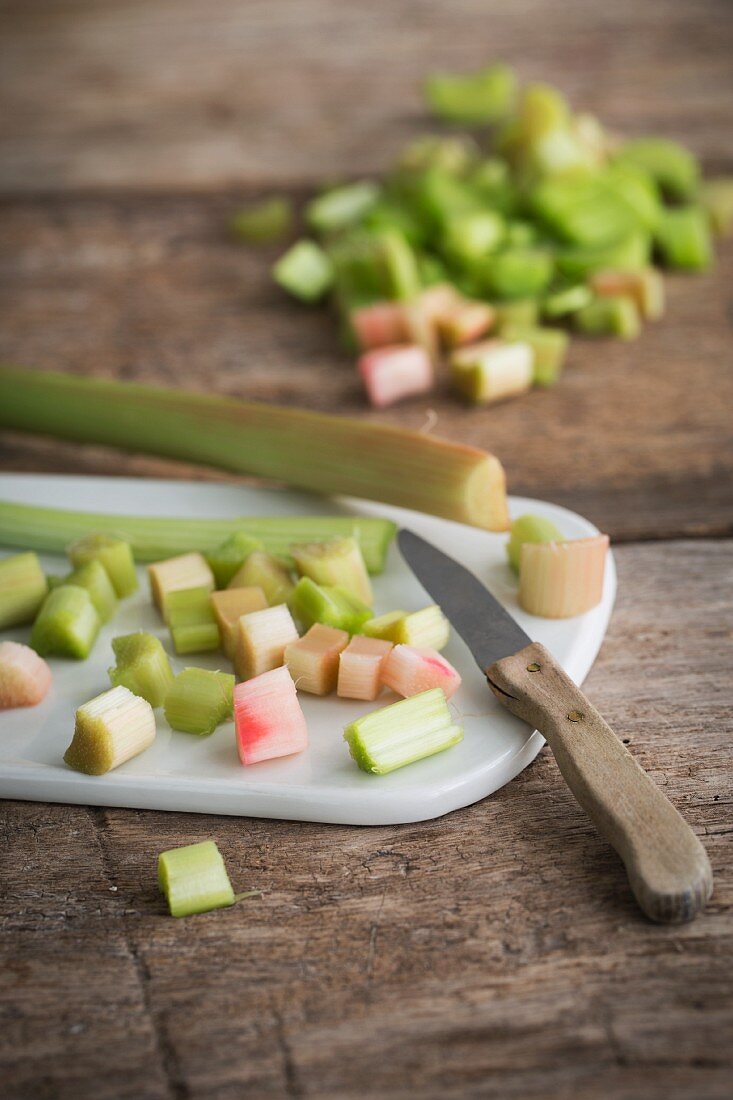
[574, 295, 641, 340]
[206, 531, 264, 588]
[230, 551, 295, 606]
[492, 298, 540, 332]
[398, 135, 478, 176]
[424, 63, 517, 125]
[556, 232, 650, 280]
[395, 605, 450, 650]
[165, 586, 220, 655]
[542, 284, 593, 319]
[108, 632, 175, 707]
[614, 137, 699, 201]
[64, 685, 156, 775]
[530, 174, 640, 247]
[273, 240, 334, 303]
[379, 230, 421, 301]
[67, 533, 138, 598]
[230, 197, 293, 245]
[361, 610, 407, 643]
[483, 248, 554, 300]
[363, 199, 427, 248]
[498, 83, 598, 182]
[504, 221, 538, 248]
[507, 514, 563, 574]
[31, 584, 101, 659]
[502, 324, 569, 387]
[63, 560, 118, 623]
[654, 207, 712, 271]
[441, 211, 504, 267]
[291, 537, 372, 606]
[344, 688, 463, 775]
[289, 577, 371, 634]
[158, 840, 235, 917]
[604, 162, 662, 231]
[164, 667, 234, 736]
[469, 157, 517, 215]
[700, 178, 733, 237]
[306, 181, 380, 234]
[0, 551, 48, 630]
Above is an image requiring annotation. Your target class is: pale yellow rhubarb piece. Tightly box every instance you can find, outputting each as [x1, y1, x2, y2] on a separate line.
[450, 340, 533, 405]
[285, 623, 349, 695]
[361, 610, 407, 643]
[211, 586, 268, 660]
[590, 268, 665, 321]
[395, 605, 450, 650]
[519, 535, 609, 618]
[64, 685, 156, 775]
[337, 635, 393, 701]
[291, 537, 372, 606]
[148, 552, 215, 618]
[228, 551, 295, 607]
[236, 604, 300, 680]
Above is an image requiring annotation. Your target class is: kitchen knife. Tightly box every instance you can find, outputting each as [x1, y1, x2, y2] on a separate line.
[398, 528, 712, 924]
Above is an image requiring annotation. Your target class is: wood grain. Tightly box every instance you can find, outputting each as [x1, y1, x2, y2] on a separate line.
[1, 192, 732, 542]
[1, 540, 731, 1100]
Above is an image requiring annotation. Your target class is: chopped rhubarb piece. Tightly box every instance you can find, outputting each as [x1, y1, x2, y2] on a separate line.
[361, 609, 406, 643]
[0, 551, 48, 629]
[519, 535, 609, 618]
[507, 514, 563, 574]
[590, 268, 665, 321]
[64, 685, 156, 774]
[450, 340, 533, 405]
[419, 283, 462, 323]
[337, 635, 393, 701]
[164, 668, 234, 736]
[0, 641, 52, 709]
[108, 632, 174, 707]
[235, 604, 299, 680]
[285, 623, 349, 695]
[351, 301, 409, 350]
[148, 552, 215, 618]
[438, 301, 496, 348]
[291, 537, 372, 605]
[158, 841, 235, 917]
[381, 645, 462, 700]
[344, 688, 463, 775]
[31, 584, 101, 660]
[228, 551, 294, 607]
[395, 605, 450, 650]
[358, 345, 433, 409]
[211, 586, 268, 659]
[234, 666, 309, 765]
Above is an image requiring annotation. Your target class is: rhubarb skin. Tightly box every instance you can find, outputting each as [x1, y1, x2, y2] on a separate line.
[285, 623, 349, 695]
[234, 665, 309, 765]
[381, 645, 462, 700]
[337, 635, 393, 701]
[0, 641, 52, 708]
[358, 345, 434, 409]
[519, 535, 609, 618]
[351, 301, 410, 350]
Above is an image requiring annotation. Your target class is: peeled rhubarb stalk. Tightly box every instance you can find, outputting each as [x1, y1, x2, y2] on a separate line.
[108, 632, 174, 707]
[211, 586, 268, 660]
[285, 623, 349, 695]
[234, 665, 309, 765]
[381, 645, 462, 699]
[337, 635, 393, 701]
[148, 553, 215, 618]
[519, 534, 609, 618]
[236, 604, 300, 680]
[0, 368, 510, 532]
[64, 685, 156, 774]
[158, 841, 235, 918]
[0, 641, 52, 709]
[291, 537, 373, 606]
[358, 344, 434, 408]
[344, 688, 463, 775]
[0, 551, 48, 630]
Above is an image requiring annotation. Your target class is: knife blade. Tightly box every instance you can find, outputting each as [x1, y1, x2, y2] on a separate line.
[398, 527, 713, 925]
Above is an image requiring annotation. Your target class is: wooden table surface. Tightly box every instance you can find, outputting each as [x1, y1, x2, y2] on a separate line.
[1, 2, 732, 1097]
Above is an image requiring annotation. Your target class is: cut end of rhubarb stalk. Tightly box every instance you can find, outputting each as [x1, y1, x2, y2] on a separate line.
[343, 687, 463, 775]
[234, 665, 309, 765]
[158, 841, 235, 918]
[236, 604, 300, 681]
[506, 513, 564, 574]
[148, 552, 214, 618]
[381, 644, 462, 699]
[285, 623, 349, 695]
[164, 667, 235, 736]
[0, 641, 52, 709]
[291, 537, 373, 606]
[64, 685, 155, 774]
[358, 344, 434, 408]
[108, 632, 174, 708]
[395, 605, 450, 651]
[337, 635, 393, 701]
[519, 534, 609, 618]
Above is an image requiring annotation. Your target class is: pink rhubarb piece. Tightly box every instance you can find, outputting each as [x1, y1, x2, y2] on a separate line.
[0, 641, 52, 709]
[351, 301, 409, 350]
[358, 344, 433, 408]
[337, 636, 393, 701]
[381, 644, 462, 700]
[234, 665, 308, 766]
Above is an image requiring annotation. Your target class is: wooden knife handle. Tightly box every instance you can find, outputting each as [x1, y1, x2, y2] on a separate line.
[487, 642, 712, 923]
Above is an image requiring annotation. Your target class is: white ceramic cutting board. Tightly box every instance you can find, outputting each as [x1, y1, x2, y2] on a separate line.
[0, 474, 615, 824]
